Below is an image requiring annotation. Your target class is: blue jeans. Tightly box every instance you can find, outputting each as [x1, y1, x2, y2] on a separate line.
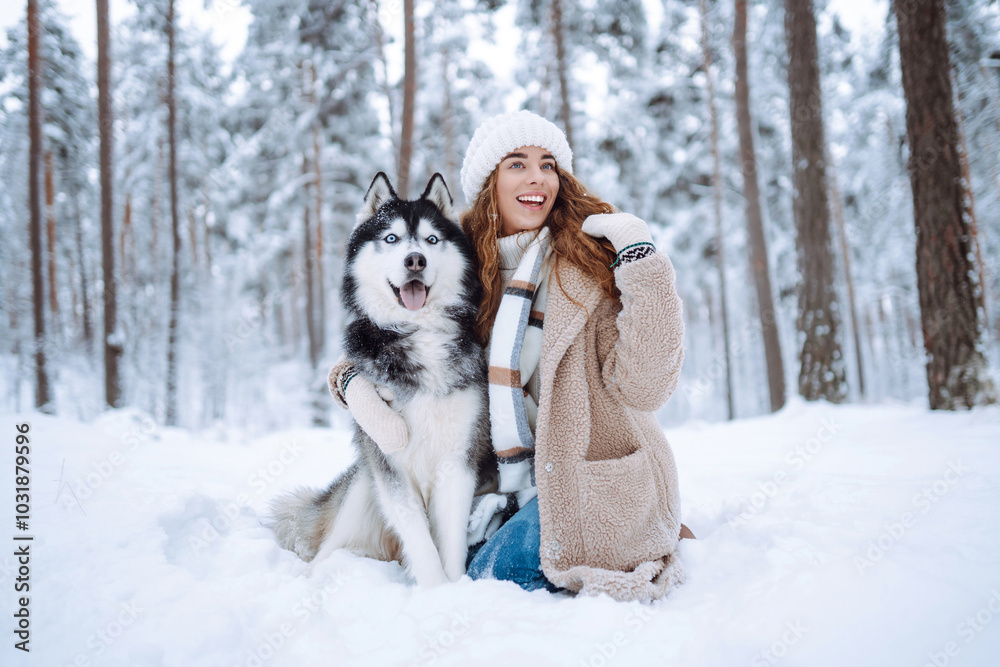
[466, 496, 561, 592]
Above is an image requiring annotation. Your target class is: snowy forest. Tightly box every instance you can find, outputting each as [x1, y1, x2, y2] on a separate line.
[3, 1, 1000, 665]
[2, 0, 999, 427]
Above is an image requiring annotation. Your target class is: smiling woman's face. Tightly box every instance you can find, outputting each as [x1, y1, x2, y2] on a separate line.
[495, 145, 560, 236]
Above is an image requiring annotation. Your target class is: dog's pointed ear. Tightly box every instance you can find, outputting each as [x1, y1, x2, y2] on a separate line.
[357, 172, 396, 226]
[420, 173, 454, 220]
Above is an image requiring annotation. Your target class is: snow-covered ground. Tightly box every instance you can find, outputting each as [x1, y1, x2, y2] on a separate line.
[3, 399, 999, 667]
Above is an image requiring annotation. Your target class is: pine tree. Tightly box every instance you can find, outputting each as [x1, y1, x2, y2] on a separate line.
[164, 0, 181, 424]
[27, 0, 52, 412]
[1, 2, 98, 408]
[784, 0, 846, 403]
[213, 0, 383, 427]
[42, 8, 96, 354]
[894, 0, 997, 409]
[945, 0, 1000, 334]
[735, 0, 785, 412]
[550, 0, 573, 151]
[399, 0, 417, 197]
[97, 0, 121, 408]
[701, 0, 734, 419]
[406, 0, 500, 204]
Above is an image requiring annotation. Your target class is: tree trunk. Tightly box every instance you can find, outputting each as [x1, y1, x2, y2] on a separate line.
[826, 150, 866, 399]
[202, 189, 211, 269]
[72, 180, 93, 353]
[165, 0, 181, 425]
[45, 151, 59, 319]
[302, 152, 318, 369]
[153, 135, 163, 282]
[700, 0, 734, 420]
[314, 162, 325, 364]
[951, 69, 988, 329]
[894, 0, 996, 409]
[440, 47, 458, 196]
[551, 0, 574, 152]
[539, 58, 552, 120]
[311, 62, 325, 366]
[734, 0, 785, 412]
[398, 0, 416, 198]
[187, 209, 198, 268]
[784, 0, 846, 403]
[119, 190, 129, 282]
[97, 0, 120, 408]
[28, 0, 52, 412]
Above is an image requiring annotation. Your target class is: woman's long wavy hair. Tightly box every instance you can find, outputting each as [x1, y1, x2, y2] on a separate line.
[460, 166, 620, 346]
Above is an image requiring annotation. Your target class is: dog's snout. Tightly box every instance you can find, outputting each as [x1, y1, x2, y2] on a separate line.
[405, 252, 426, 272]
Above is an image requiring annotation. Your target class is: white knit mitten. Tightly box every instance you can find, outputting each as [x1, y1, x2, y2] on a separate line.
[328, 363, 409, 454]
[581, 212, 653, 252]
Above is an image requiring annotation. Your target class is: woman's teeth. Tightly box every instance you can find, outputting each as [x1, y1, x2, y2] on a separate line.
[517, 195, 544, 204]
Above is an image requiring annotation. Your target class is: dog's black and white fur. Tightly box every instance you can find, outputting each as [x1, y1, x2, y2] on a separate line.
[270, 173, 494, 585]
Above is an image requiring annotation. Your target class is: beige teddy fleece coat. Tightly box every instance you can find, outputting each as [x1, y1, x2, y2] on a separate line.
[534, 251, 685, 602]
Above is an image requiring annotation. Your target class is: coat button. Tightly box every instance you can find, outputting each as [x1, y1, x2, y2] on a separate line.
[544, 462, 554, 473]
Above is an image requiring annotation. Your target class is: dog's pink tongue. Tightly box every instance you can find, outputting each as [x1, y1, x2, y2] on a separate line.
[400, 281, 427, 310]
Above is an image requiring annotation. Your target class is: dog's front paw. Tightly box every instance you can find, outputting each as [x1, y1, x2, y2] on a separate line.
[444, 562, 466, 583]
[411, 564, 450, 587]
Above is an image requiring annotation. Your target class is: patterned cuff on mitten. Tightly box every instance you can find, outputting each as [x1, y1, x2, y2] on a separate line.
[611, 242, 656, 269]
[327, 359, 356, 410]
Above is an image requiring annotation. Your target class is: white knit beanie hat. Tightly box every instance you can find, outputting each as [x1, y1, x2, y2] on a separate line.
[460, 110, 573, 203]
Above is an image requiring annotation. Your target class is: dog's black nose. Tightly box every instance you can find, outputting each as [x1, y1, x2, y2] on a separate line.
[405, 252, 426, 272]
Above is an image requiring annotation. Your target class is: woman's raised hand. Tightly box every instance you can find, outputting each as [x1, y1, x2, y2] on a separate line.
[581, 212, 654, 252]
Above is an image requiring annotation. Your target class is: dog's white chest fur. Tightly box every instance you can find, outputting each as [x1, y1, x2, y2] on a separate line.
[394, 387, 481, 500]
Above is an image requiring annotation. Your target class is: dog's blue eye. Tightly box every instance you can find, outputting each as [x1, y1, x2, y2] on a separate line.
[426, 235, 439, 245]
[384, 234, 398, 243]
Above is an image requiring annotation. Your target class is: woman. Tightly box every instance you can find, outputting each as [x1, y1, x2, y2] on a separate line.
[335, 111, 688, 602]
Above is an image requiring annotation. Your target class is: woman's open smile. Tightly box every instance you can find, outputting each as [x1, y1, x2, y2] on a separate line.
[496, 145, 560, 236]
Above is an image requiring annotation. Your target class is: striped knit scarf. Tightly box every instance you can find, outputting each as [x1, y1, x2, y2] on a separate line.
[487, 226, 551, 507]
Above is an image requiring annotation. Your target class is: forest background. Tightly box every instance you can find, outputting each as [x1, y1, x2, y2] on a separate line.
[1, 0, 998, 431]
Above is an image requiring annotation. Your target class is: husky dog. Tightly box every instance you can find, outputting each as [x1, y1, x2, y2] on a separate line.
[270, 172, 494, 585]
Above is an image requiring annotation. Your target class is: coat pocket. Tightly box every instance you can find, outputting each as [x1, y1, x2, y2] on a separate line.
[578, 448, 675, 571]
